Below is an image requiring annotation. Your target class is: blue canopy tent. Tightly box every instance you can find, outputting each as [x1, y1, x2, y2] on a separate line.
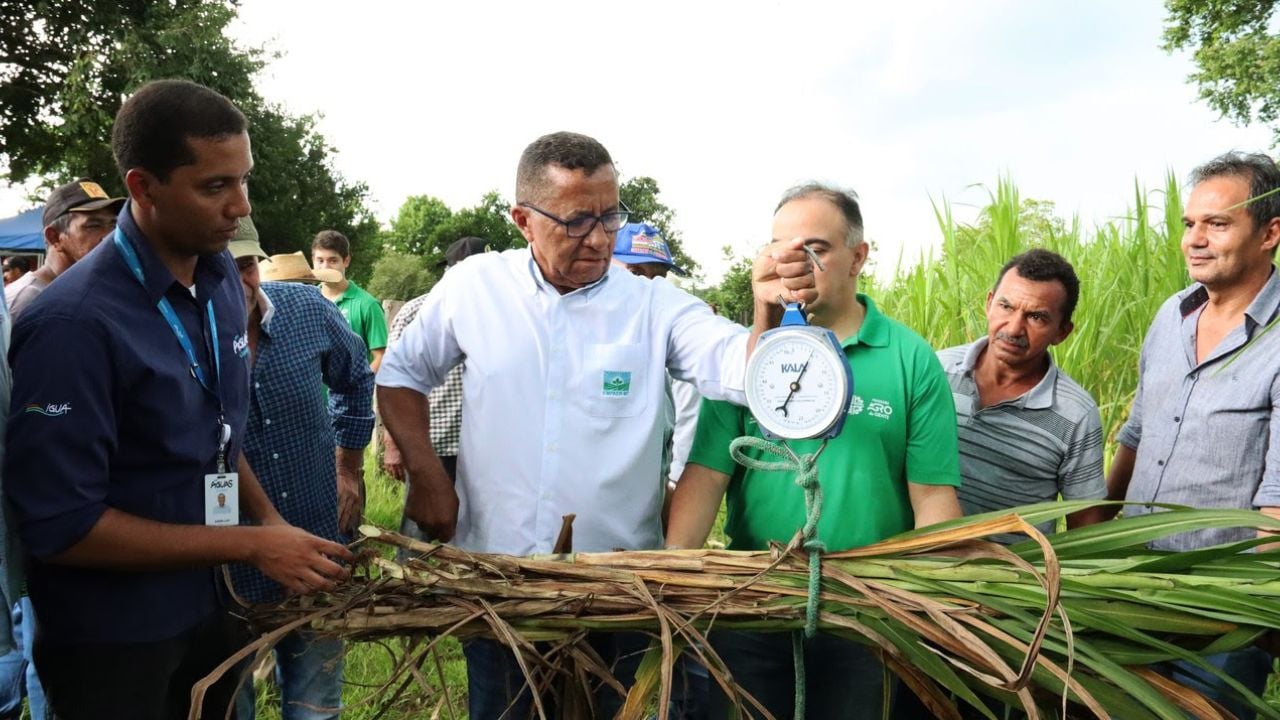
[0, 209, 44, 253]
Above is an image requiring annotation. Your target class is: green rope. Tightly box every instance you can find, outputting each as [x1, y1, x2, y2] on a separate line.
[730, 435, 827, 719]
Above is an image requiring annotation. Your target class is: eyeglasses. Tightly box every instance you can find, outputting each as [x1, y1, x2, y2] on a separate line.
[518, 202, 630, 239]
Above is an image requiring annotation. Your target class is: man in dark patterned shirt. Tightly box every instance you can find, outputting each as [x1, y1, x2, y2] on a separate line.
[229, 222, 376, 720]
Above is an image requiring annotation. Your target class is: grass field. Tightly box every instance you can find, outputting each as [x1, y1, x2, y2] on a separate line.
[247, 175, 1280, 717]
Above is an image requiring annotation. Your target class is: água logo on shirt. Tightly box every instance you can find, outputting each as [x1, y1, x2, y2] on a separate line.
[25, 402, 72, 417]
[602, 371, 632, 397]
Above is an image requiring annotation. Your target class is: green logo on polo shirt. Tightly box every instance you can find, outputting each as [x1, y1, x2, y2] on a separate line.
[602, 371, 632, 397]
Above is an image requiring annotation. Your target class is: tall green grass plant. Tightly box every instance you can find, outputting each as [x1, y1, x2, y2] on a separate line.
[867, 175, 1191, 459]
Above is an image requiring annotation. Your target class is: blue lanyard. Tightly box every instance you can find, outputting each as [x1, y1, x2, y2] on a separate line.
[113, 229, 231, 470]
[112, 229, 222, 394]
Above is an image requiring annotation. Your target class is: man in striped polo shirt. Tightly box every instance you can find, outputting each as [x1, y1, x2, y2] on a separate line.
[937, 249, 1107, 541]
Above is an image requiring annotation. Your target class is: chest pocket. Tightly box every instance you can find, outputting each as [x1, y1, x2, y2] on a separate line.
[583, 343, 648, 418]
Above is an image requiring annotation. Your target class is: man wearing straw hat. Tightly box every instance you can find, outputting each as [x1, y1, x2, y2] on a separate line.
[1107, 151, 1280, 716]
[228, 221, 375, 720]
[377, 131, 818, 719]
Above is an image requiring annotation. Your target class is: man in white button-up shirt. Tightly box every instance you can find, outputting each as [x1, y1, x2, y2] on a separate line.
[377, 131, 816, 719]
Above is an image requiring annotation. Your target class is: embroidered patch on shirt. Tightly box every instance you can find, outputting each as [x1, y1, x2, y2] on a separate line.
[24, 402, 72, 417]
[602, 371, 632, 397]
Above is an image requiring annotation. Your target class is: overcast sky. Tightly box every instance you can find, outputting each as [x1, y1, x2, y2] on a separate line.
[7, 1, 1275, 281]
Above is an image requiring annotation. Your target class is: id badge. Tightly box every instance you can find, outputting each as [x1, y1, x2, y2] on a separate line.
[204, 473, 239, 526]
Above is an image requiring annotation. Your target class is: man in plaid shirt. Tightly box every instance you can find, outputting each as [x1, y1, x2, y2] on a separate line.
[382, 237, 488, 516]
[228, 223, 376, 720]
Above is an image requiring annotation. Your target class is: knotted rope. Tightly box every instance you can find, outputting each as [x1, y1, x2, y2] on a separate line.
[729, 435, 828, 718]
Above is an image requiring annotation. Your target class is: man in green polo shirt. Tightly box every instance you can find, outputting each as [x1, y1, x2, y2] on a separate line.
[312, 229, 388, 371]
[666, 182, 962, 719]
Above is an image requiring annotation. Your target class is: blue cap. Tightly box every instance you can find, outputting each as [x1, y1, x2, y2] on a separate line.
[612, 222, 688, 276]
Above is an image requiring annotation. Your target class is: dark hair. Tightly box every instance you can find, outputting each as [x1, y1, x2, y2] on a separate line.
[1190, 151, 1280, 233]
[312, 229, 351, 259]
[4, 257, 31, 273]
[516, 132, 614, 203]
[994, 249, 1080, 324]
[111, 79, 248, 182]
[775, 182, 865, 247]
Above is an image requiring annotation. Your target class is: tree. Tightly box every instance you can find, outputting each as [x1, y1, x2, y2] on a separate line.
[423, 191, 525, 267]
[1163, 0, 1280, 146]
[244, 106, 382, 283]
[702, 247, 754, 325]
[384, 196, 453, 256]
[383, 191, 526, 268]
[620, 176, 700, 277]
[0, 0, 381, 281]
[366, 251, 437, 302]
[0, 2, 259, 182]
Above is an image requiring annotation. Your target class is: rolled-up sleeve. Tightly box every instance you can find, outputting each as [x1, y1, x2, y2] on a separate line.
[6, 316, 116, 559]
[376, 271, 464, 395]
[321, 299, 376, 449]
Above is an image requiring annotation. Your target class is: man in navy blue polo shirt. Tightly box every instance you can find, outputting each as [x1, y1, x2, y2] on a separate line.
[4, 80, 352, 720]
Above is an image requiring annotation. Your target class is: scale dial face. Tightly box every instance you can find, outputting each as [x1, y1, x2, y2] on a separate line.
[746, 329, 849, 440]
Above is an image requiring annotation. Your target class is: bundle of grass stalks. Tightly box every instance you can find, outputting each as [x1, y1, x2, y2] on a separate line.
[198, 501, 1280, 720]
